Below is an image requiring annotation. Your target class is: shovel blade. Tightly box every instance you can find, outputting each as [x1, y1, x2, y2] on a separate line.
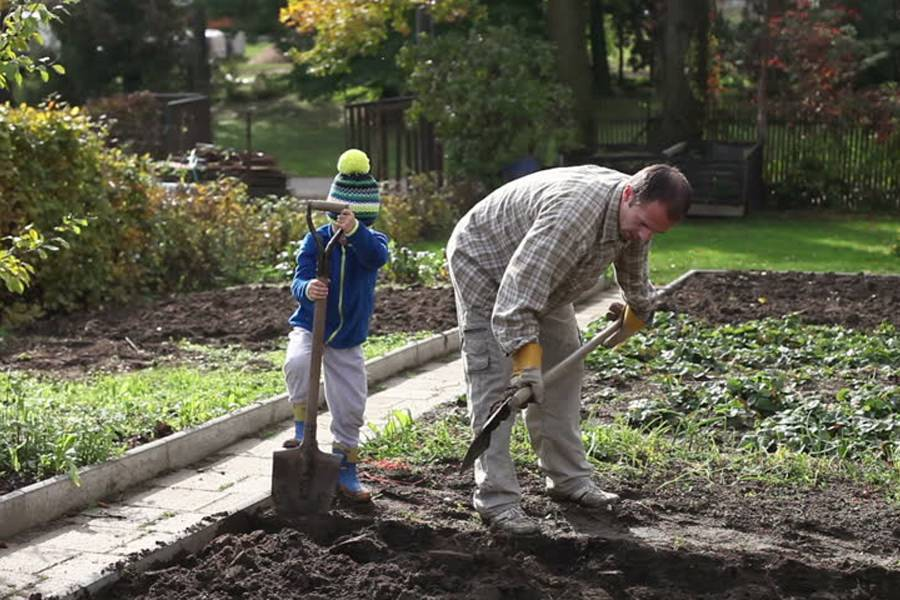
[272, 445, 342, 517]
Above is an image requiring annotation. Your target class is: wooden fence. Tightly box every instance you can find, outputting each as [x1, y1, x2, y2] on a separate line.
[597, 106, 899, 210]
[345, 96, 897, 209]
[344, 96, 442, 182]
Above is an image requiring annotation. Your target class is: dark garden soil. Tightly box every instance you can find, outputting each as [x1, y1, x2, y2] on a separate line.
[660, 270, 900, 329]
[0, 284, 457, 376]
[101, 443, 900, 600]
[94, 271, 900, 600]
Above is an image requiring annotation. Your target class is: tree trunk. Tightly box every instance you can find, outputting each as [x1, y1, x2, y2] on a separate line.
[655, 0, 708, 147]
[589, 0, 612, 95]
[547, 0, 597, 152]
[617, 20, 624, 86]
[191, 1, 210, 94]
[756, 0, 769, 147]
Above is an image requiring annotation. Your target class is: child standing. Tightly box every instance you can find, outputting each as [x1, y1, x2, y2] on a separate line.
[283, 149, 390, 503]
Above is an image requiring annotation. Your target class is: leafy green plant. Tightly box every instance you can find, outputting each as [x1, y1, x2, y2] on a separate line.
[379, 172, 465, 245]
[606, 313, 899, 461]
[0, 0, 74, 89]
[0, 216, 86, 295]
[400, 25, 576, 185]
[381, 242, 448, 287]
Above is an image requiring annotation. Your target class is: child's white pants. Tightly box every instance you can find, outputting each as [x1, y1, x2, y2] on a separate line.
[283, 327, 367, 449]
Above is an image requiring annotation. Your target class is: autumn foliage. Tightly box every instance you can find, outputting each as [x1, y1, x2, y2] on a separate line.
[766, 2, 898, 135]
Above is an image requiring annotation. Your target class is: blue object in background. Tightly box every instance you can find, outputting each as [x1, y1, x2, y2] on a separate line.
[501, 155, 541, 182]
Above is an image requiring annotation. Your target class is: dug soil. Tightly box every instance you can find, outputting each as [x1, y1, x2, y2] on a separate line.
[102, 436, 900, 600]
[97, 271, 900, 599]
[660, 270, 900, 329]
[0, 284, 457, 376]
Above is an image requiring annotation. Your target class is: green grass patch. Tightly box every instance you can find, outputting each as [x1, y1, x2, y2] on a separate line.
[0, 332, 430, 486]
[214, 96, 345, 177]
[649, 213, 900, 283]
[404, 213, 899, 283]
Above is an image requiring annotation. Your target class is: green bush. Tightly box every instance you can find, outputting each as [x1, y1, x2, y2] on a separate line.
[400, 25, 576, 186]
[379, 172, 464, 246]
[381, 242, 448, 287]
[0, 101, 305, 325]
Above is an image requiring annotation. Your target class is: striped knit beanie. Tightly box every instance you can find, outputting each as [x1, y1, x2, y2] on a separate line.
[327, 149, 380, 226]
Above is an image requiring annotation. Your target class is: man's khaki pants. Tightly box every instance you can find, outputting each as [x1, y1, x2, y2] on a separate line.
[456, 301, 594, 518]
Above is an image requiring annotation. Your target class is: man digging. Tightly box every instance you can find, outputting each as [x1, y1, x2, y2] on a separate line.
[447, 164, 692, 535]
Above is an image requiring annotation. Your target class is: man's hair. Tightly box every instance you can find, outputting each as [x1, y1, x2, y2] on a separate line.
[629, 164, 693, 221]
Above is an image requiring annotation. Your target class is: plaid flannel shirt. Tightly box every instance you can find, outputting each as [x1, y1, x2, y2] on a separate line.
[446, 165, 656, 355]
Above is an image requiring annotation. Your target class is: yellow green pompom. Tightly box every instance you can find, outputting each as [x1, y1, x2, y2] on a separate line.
[337, 149, 370, 175]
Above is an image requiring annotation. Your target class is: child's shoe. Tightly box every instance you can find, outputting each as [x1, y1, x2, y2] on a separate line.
[333, 445, 371, 503]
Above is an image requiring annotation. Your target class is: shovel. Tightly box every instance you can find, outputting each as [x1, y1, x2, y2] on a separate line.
[460, 282, 685, 473]
[272, 199, 349, 517]
[459, 318, 621, 473]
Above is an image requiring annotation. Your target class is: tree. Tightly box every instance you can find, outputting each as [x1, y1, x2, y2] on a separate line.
[205, 0, 286, 37]
[762, 2, 898, 139]
[547, 0, 596, 151]
[655, 0, 710, 145]
[401, 25, 575, 185]
[589, 0, 612, 95]
[52, 0, 193, 102]
[0, 0, 74, 89]
[280, 0, 482, 77]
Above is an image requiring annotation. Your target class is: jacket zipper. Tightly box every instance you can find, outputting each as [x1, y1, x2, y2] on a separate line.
[326, 246, 347, 344]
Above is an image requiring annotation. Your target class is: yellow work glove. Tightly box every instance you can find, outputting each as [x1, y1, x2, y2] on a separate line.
[510, 342, 543, 408]
[606, 303, 647, 348]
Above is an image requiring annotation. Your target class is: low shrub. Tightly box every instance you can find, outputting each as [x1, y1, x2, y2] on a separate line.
[379, 172, 469, 246]
[0, 101, 306, 325]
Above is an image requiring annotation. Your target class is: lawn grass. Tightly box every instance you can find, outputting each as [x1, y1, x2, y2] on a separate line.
[649, 212, 900, 283]
[407, 212, 899, 281]
[0, 332, 430, 486]
[214, 96, 345, 176]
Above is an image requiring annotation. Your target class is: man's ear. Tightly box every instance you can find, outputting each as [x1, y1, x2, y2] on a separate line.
[622, 185, 634, 205]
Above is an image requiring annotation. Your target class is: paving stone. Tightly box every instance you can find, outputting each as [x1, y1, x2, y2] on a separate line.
[111, 531, 178, 557]
[0, 542, 71, 575]
[127, 486, 225, 513]
[197, 476, 270, 515]
[139, 511, 211, 535]
[231, 433, 289, 458]
[19, 522, 133, 555]
[80, 504, 168, 528]
[153, 467, 250, 492]
[0, 568, 37, 591]
[30, 551, 121, 594]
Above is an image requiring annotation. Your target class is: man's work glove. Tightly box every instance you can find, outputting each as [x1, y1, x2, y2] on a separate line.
[509, 342, 543, 409]
[606, 302, 647, 348]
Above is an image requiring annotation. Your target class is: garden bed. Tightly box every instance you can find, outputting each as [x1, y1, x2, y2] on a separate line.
[0, 284, 457, 375]
[99, 271, 899, 600]
[100, 462, 899, 600]
[658, 270, 900, 329]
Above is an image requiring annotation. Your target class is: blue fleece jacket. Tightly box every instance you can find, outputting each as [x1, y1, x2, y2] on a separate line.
[288, 223, 390, 349]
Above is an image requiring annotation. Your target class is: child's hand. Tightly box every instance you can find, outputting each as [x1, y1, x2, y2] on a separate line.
[308, 278, 328, 300]
[335, 209, 357, 234]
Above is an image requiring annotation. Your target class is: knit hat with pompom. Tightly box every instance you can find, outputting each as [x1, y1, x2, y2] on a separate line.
[327, 149, 380, 226]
